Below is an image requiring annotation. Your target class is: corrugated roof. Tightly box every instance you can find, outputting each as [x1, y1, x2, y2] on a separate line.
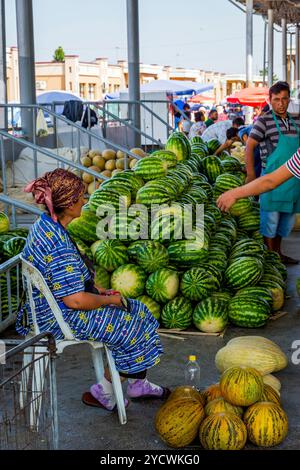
[235, 0, 300, 24]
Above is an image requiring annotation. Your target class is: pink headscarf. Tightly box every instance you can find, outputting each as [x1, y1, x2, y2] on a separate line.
[24, 168, 85, 222]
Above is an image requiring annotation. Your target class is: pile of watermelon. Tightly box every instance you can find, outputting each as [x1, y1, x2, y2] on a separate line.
[67, 132, 287, 332]
[0, 212, 29, 319]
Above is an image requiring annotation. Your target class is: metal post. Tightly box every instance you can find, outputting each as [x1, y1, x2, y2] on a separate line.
[296, 25, 300, 89]
[126, 0, 141, 148]
[290, 31, 294, 88]
[245, 0, 253, 125]
[15, 0, 36, 141]
[282, 18, 287, 82]
[263, 19, 267, 86]
[0, 0, 7, 130]
[268, 8, 274, 87]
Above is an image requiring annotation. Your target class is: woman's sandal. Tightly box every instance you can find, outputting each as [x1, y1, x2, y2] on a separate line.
[81, 392, 130, 410]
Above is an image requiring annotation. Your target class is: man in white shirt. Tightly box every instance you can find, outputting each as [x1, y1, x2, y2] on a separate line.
[202, 117, 245, 144]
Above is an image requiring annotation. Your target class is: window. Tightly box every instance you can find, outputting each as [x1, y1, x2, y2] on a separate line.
[79, 83, 85, 98]
[88, 83, 95, 100]
[69, 66, 72, 73]
[69, 82, 73, 91]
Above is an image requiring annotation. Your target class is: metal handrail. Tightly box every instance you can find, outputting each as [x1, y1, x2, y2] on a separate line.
[0, 194, 43, 216]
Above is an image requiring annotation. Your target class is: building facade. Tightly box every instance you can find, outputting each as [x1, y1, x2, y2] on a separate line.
[6, 47, 263, 104]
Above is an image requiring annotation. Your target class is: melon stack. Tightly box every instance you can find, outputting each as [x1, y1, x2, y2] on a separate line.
[68, 132, 287, 333]
[155, 336, 288, 450]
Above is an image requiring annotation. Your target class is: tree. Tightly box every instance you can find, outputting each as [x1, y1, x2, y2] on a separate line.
[259, 68, 279, 84]
[53, 46, 65, 62]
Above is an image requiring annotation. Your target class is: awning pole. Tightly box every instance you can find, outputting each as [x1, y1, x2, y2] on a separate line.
[263, 19, 267, 86]
[296, 24, 300, 89]
[0, 0, 7, 130]
[15, 0, 36, 141]
[245, 0, 253, 124]
[126, 0, 141, 148]
[282, 18, 287, 82]
[268, 8, 274, 87]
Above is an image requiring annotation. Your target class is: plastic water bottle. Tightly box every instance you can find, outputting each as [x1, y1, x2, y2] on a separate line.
[184, 355, 200, 390]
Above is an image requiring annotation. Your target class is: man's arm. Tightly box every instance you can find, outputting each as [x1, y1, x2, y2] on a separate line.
[245, 137, 259, 183]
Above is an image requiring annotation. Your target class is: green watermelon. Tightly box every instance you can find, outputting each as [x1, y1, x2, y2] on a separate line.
[201, 156, 223, 183]
[3, 237, 26, 258]
[225, 256, 263, 290]
[234, 286, 273, 308]
[230, 198, 252, 217]
[206, 139, 221, 155]
[0, 212, 9, 234]
[67, 209, 100, 244]
[211, 291, 232, 303]
[94, 266, 110, 289]
[133, 156, 167, 181]
[111, 264, 146, 298]
[73, 238, 93, 259]
[89, 189, 128, 216]
[190, 136, 204, 145]
[167, 235, 209, 268]
[237, 210, 260, 232]
[228, 296, 271, 327]
[146, 268, 179, 303]
[161, 296, 193, 330]
[151, 150, 178, 168]
[91, 240, 128, 272]
[180, 267, 216, 301]
[137, 295, 161, 320]
[214, 173, 243, 194]
[132, 241, 169, 273]
[136, 183, 172, 206]
[193, 297, 228, 333]
[165, 132, 190, 161]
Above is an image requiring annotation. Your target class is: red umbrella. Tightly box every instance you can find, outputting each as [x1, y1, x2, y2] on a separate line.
[189, 94, 215, 103]
[227, 86, 269, 108]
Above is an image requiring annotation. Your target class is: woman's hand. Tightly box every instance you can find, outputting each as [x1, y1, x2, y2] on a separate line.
[217, 189, 238, 212]
[107, 294, 124, 308]
[95, 286, 107, 295]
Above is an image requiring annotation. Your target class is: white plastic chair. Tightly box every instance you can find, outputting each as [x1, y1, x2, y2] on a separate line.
[19, 256, 127, 426]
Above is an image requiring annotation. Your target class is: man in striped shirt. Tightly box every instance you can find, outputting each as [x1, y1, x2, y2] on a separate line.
[244, 81, 300, 263]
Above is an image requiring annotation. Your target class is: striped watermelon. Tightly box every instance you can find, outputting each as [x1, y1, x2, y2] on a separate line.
[258, 280, 284, 311]
[91, 240, 128, 272]
[89, 189, 127, 215]
[137, 295, 161, 320]
[230, 239, 264, 261]
[201, 156, 223, 183]
[190, 136, 204, 145]
[221, 157, 242, 173]
[133, 156, 167, 181]
[234, 286, 273, 308]
[211, 291, 232, 303]
[260, 273, 285, 290]
[193, 297, 228, 333]
[205, 204, 222, 224]
[151, 205, 185, 242]
[133, 241, 169, 273]
[180, 267, 216, 301]
[110, 264, 146, 298]
[0, 212, 9, 234]
[151, 150, 178, 168]
[165, 132, 190, 161]
[207, 139, 221, 155]
[161, 296, 193, 330]
[3, 237, 26, 259]
[1, 295, 18, 317]
[108, 211, 149, 242]
[94, 266, 110, 289]
[225, 257, 263, 289]
[68, 209, 100, 244]
[6, 227, 29, 238]
[136, 183, 172, 206]
[146, 268, 179, 303]
[73, 238, 93, 260]
[230, 198, 252, 217]
[228, 296, 271, 327]
[214, 173, 243, 194]
[112, 171, 144, 197]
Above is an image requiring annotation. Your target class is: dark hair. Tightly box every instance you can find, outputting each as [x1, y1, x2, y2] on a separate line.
[209, 109, 218, 117]
[232, 117, 245, 127]
[269, 81, 290, 99]
[262, 104, 270, 113]
[226, 127, 239, 140]
[183, 103, 190, 110]
[194, 111, 205, 122]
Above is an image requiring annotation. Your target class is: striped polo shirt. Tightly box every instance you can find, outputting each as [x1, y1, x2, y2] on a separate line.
[286, 150, 300, 179]
[249, 110, 300, 167]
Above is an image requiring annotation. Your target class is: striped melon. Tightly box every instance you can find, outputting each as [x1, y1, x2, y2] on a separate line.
[220, 366, 264, 406]
[237, 210, 260, 232]
[199, 412, 247, 450]
[193, 297, 228, 333]
[165, 132, 191, 162]
[136, 183, 172, 206]
[161, 296, 193, 330]
[136, 295, 161, 320]
[146, 268, 179, 303]
[89, 189, 128, 215]
[214, 173, 243, 194]
[180, 268, 216, 301]
[201, 156, 223, 183]
[167, 386, 206, 407]
[155, 398, 205, 448]
[234, 286, 273, 308]
[258, 280, 284, 311]
[205, 397, 243, 418]
[228, 296, 271, 327]
[110, 264, 146, 298]
[168, 238, 209, 268]
[91, 240, 128, 272]
[0, 212, 9, 234]
[203, 383, 223, 403]
[3, 237, 26, 259]
[263, 374, 281, 393]
[261, 384, 281, 405]
[67, 209, 100, 244]
[132, 241, 169, 273]
[243, 402, 288, 447]
[133, 156, 167, 180]
[225, 257, 263, 290]
[94, 266, 110, 289]
[151, 150, 178, 168]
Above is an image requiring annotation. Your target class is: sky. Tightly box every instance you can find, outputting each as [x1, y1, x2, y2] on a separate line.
[5, 0, 285, 77]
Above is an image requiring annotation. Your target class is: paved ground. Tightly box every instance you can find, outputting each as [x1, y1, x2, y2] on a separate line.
[2, 235, 300, 450]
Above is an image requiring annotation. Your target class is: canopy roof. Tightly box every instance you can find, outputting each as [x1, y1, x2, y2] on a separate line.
[234, 0, 300, 25]
[227, 86, 269, 107]
[189, 94, 215, 103]
[139, 80, 214, 96]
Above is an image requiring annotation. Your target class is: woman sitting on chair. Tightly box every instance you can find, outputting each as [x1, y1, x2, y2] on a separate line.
[16, 168, 170, 411]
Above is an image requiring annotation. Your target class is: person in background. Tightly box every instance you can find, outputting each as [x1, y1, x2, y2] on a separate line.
[245, 81, 300, 263]
[253, 106, 260, 123]
[188, 111, 206, 139]
[179, 110, 192, 136]
[202, 116, 245, 145]
[216, 105, 228, 122]
[205, 108, 218, 128]
[217, 149, 300, 264]
[215, 127, 241, 156]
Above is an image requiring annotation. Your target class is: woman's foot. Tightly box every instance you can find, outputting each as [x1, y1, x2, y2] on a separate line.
[85, 380, 129, 411]
[127, 379, 171, 400]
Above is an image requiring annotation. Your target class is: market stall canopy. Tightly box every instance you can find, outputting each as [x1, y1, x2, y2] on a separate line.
[227, 87, 269, 107]
[139, 80, 214, 96]
[189, 94, 215, 103]
[37, 90, 83, 114]
[234, 0, 300, 25]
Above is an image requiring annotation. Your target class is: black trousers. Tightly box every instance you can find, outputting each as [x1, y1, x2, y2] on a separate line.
[119, 370, 147, 380]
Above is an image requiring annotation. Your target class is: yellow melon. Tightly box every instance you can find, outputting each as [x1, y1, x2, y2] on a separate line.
[102, 149, 116, 160]
[130, 147, 146, 158]
[105, 160, 116, 171]
[167, 386, 206, 407]
[129, 158, 138, 169]
[82, 172, 94, 184]
[244, 402, 288, 447]
[117, 150, 125, 159]
[92, 155, 106, 170]
[116, 158, 125, 170]
[81, 156, 92, 168]
[262, 374, 281, 393]
[88, 181, 100, 195]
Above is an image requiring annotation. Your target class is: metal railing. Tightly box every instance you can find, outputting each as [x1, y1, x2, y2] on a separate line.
[0, 193, 43, 227]
[0, 333, 59, 450]
[0, 255, 22, 333]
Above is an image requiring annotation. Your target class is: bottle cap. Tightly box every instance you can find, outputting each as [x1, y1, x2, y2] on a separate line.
[189, 355, 197, 361]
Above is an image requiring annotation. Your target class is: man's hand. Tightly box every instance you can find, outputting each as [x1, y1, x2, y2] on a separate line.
[217, 190, 238, 212]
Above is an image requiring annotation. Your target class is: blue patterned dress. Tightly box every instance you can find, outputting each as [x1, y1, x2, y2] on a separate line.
[16, 213, 163, 374]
